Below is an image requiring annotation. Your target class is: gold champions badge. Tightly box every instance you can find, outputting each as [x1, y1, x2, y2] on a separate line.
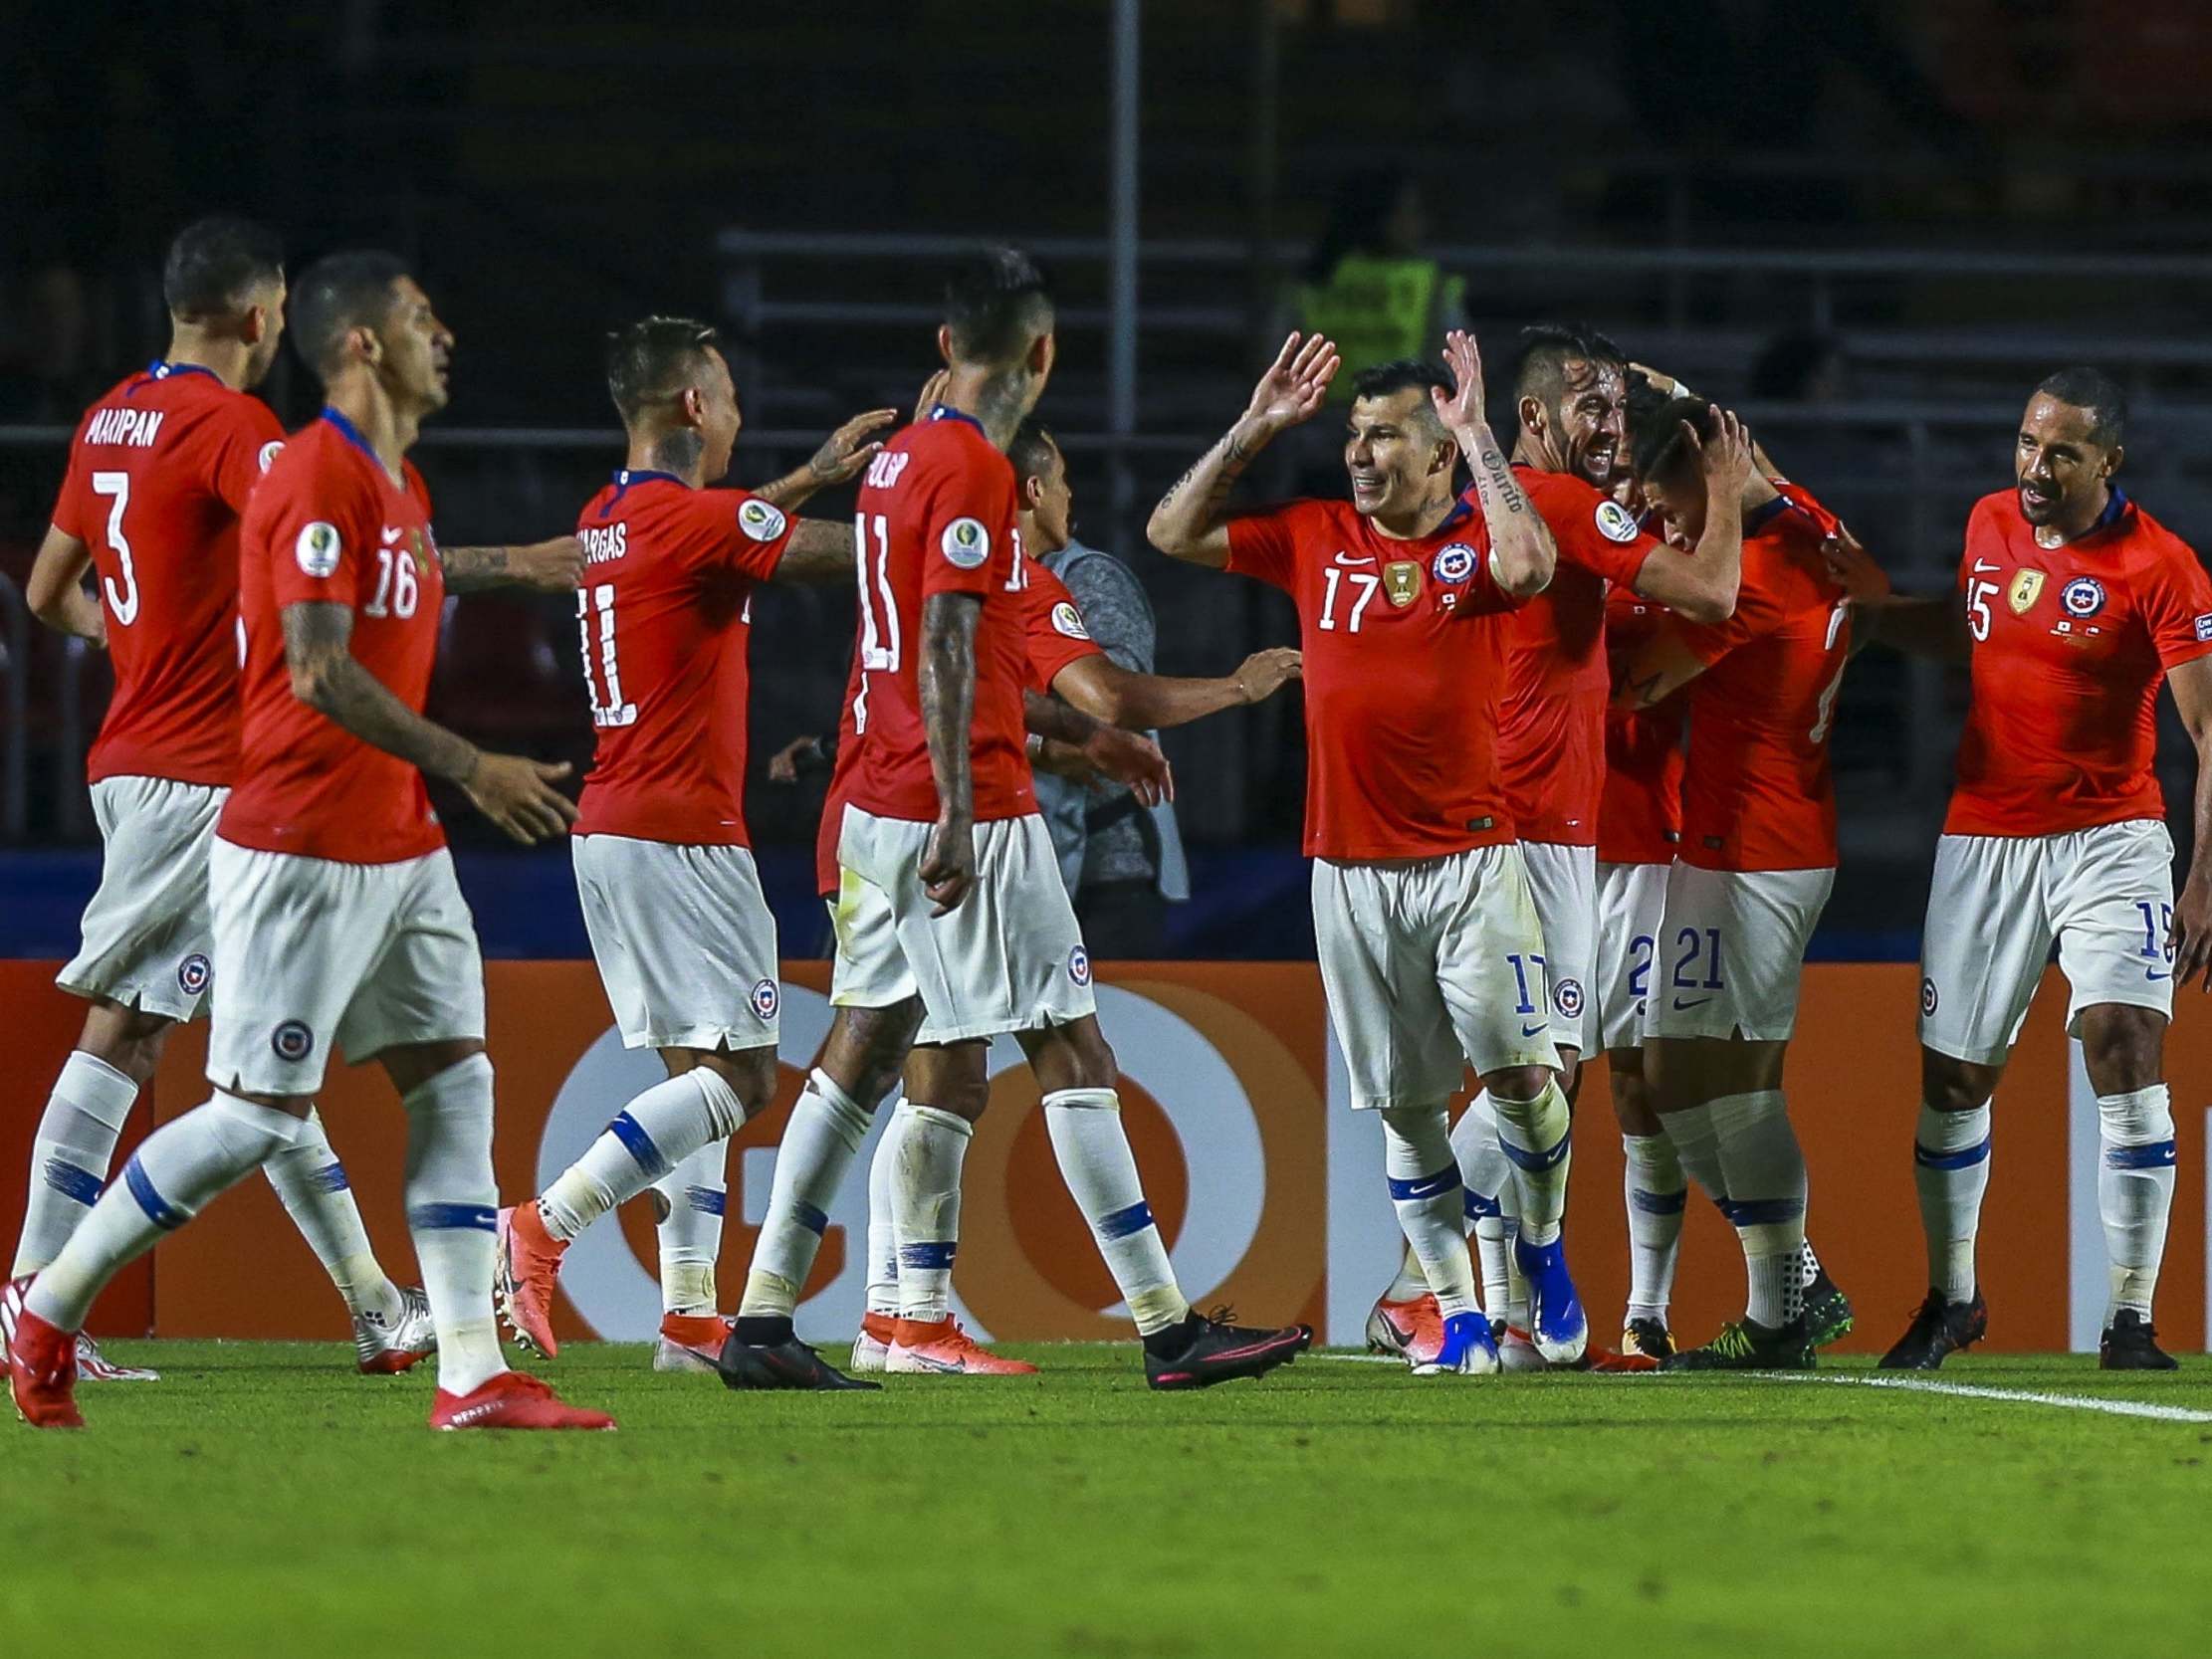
[1383, 560, 1423, 608]
[2007, 569, 2045, 615]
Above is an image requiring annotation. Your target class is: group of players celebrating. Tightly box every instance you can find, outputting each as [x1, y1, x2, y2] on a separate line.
[4, 214, 2207, 1431]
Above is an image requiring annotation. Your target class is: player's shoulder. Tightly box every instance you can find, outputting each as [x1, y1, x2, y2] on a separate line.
[1966, 489, 2020, 537]
[1517, 465, 1644, 547]
[252, 419, 370, 514]
[2111, 495, 2200, 572]
[894, 412, 1013, 481]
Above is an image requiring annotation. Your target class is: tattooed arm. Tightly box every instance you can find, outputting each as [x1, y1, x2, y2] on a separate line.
[1148, 330, 1340, 568]
[917, 591, 981, 914]
[769, 519, 859, 584]
[755, 407, 900, 512]
[1433, 329, 1555, 598]
[280, 601, 576, 843]
[439, 536, 584, 594]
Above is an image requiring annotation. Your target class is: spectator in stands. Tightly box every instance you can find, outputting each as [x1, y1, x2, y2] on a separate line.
[1292, 167, 1466, 403]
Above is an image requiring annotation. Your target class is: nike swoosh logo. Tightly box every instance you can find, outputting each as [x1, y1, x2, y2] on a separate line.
[1333, 552, 1376, 566]
[1972, 560, 2000, 573]
[2147, 970, 2171, 981]
[1671, 997, 1713, 1010]
[1520, 1022, 1547, 1037]
[381, 526, 405, 544]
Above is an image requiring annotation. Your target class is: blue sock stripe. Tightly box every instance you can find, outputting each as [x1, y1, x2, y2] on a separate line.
[1721, 1196, 1804, 1226]
[2103, 1139, 2178, 1171]
[684, 1184, 727, 1217]
[308, 1160, 351, 1194]
[792, 1199, 829, 1237]
[1386, 1164, 1463, 1202]
[899, 1241, 958, 1269]
[122, 1154, 188, 1230]
[1631, 1186, 1688, 1216]
[607, 1111, 671, 1179]
[1097, 1200, 1156, 1240]
[1499, 1134, 1572, 1173]
[42, 1156, 104, 1207]
[1463, 1189, 1502, 1220]
[407, 1202, 497, 1232]
[1914, 1137, 1992, 1171]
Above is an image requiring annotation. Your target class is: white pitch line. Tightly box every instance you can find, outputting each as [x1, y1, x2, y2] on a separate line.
[1313, 1351, 1403, 1364]
[1776, 1370, 2212, 1423]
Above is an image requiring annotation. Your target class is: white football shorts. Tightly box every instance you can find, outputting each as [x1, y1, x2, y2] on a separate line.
[831, 806, 1095, 1044]
[1918, 820, 2175, 1066]
[57, 775, 226, 1023]
[1642, 862, 1834, 1043]
[206, 840, 486, 1096]
[1312, 844, 1561, 1111]
[1593, 859, 1670, 1053]
[573, 833, 780, 1053]
[1519, 840, 1598, 1055]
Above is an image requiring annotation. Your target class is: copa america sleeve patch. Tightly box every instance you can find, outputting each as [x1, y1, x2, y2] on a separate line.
[738, 498, 788, 543]
[1594, 499, 1641, 543]
[1051, 600, 1091, 640]
[295, 521, 342, 577]
[2196, 613, 2212, 642]
[940, 517, 991, 569]
[258, 439, 285, 474]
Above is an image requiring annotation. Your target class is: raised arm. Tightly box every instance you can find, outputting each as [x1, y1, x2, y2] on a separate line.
[917, 591, 981, 914]
[1432, 329, 1554, 598]
[279, 600, 575, 844]
[1148, 331, 1339, 567]
[1628, 408, 1753, 624]
[2167, 653, 2212, 990]
[755, 408, 899, 513]
[440, 535, 585, 594]
[24, 525, 105, 643]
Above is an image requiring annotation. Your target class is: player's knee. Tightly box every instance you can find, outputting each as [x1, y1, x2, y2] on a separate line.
[1021, 1017, 1118, 1094]
[2078, 1006, 2164, 1094]
[695, 1044, 778, 1118]
[1482, 1065, 1554, 1104]
[1919, 1048, 2000, 1114]
[80, 1001, 174, 1085]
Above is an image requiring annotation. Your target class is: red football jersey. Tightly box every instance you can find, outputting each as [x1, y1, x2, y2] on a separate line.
[815, 559, 1104, 896]
[1666, 492, 1851, 873]
[1494, 466, 1664, 846]
[1946, 489, 2212, 838]
[1225, 496, 1521, 860]
[569, 471, 795, 846]
[221, 413, 446, 864]
[49, 363, 285, 787]
[844, 410, 1033, 824]
[1598, 586, 1685, 867]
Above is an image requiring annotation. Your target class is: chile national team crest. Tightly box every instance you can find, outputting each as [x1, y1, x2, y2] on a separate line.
[177, 953, 212, 997]
[1068, 944, 1092, 987]
[750, 978, 780, 1020]
[1432, 543, 1477, 585]
[2062, 576, 2106, 618]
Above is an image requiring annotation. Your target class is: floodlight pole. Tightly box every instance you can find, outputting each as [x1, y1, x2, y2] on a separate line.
[1108, 0, 1141, 546]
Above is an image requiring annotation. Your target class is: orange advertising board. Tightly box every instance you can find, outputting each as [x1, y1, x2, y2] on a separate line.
[0, 959, 2200, 1353]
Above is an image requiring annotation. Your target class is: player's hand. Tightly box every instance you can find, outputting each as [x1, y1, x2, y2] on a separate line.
[2172, 871, 2212, 990]
[1234, 647, 1302, 705]
[768, 734, 823, 784]
[510, 535, 586, 593]
[1081, 726, 1172, 807]
[1430, 329, 1488, 434]
[806, 408, 900, 489]
[1628, 360, 1690, 399]
[920, 811, 977, 916]
[1688, 405, 1755, 496]
[1243, 331, 1339, 434]
[463, 754, 578, 844]
[912, 369, 951, 425]
[1821, 524, 1891, 605]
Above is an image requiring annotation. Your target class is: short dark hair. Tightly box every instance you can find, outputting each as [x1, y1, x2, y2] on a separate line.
[162, 216, 285, 321]
[605, 316, 723, 425]
[1008, 417, 1060, 488]
[1511, 321, 1626, 412]
[2034, 365, 2127, 448]
[944, 246, 1054, 366]
[1627, 387, 1714, 485]
[1350, 358, 1452, 406]
[289, 251, 411, 383]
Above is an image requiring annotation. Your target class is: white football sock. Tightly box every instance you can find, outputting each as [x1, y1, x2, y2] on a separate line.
[1912, 1100, 1991, 1305]
[1708, 1089, 1808, 1327]
[650, 1138, 729, 1317]
[1041, 1088, 1190, 1336]
[893, 1102, 972, 1324]
[739, 1069, 874, 1320]
[1383, 1241, 1430, 1303]
[399, 1054, 505, 1396]
[2097, 1084, 2175, 1323]
[1490, 1076, 1573, 1246]
[1622, 1132, 1686, 1324]
[11, 1050, 138, 1277]
[28, 1091, 305, 1332]
[262, 1108, 403, 1324]
[540, 1066, 746, 1242]
[864, 1099, 906, 1319]
[1451, 1092, 1518, 1319]
[1659, 1101, 1730, 1205]
[1380, 1105, 1477, 1317]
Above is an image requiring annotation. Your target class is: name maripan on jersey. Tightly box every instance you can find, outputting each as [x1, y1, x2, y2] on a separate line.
[581, 521, 628, 564]
[82, 406, 166, 449]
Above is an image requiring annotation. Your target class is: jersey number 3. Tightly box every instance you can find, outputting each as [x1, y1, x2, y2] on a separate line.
[91, 472, 139, 627]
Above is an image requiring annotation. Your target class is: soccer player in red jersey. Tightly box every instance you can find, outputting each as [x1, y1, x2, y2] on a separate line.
[1152, 328, 1578, 1374]
[1861, 369, 2212, 1371]
[1614, 394, 1855, 1371]
[0, 219, 498, 1384]
[721, 250, 1309, 1392]
[491, 317, 894, 1370]
[9, 253, 610, 1431]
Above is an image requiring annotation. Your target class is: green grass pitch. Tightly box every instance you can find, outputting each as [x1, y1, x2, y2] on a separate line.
[6, 1341, 2212, 1657]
